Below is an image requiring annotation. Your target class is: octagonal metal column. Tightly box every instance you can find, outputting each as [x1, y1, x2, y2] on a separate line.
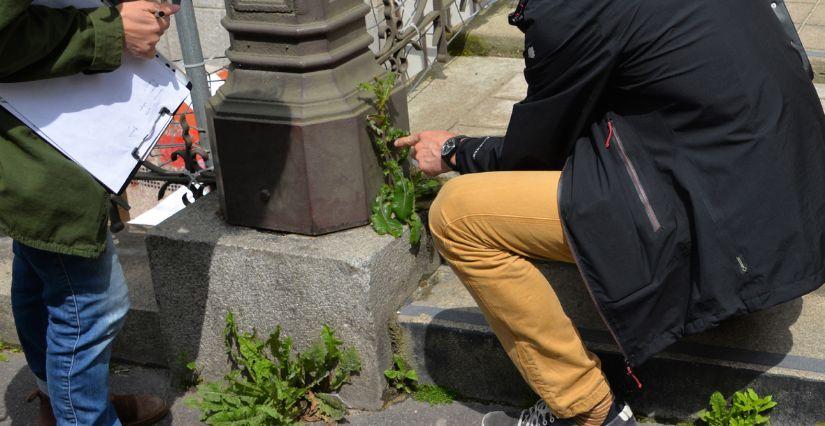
[208, 0, 406, 234]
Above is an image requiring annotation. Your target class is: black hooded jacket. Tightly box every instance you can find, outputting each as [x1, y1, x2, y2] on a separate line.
[454, 0, 825, 366]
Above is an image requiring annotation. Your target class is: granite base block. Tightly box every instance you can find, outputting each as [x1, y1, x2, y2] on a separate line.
[146, 194, 440, 409]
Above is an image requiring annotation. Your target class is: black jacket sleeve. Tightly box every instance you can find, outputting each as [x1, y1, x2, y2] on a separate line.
[455, 135, 503, 173]
[455, 1, 617, 173]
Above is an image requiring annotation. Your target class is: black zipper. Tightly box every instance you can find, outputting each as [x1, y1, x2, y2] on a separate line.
[557, 163, 643, 390]
[607, 120, 662, 233]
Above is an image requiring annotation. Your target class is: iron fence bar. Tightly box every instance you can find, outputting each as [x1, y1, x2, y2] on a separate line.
[375, 10, 440, 65]
[133, 171, 215, 186]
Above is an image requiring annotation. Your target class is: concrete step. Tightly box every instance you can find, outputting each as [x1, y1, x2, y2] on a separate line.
[398, 264, 825, 425]
[0, 232, 167, 367]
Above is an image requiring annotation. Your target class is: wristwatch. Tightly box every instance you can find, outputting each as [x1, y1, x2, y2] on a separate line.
[441, 135, 467, 171]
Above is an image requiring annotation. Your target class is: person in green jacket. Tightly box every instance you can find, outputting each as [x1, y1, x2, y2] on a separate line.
[1, 1, 180, 424]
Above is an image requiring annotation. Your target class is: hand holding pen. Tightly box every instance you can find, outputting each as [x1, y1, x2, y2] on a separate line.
[116, 0, 181, 58]
[153, 0, 172, 18]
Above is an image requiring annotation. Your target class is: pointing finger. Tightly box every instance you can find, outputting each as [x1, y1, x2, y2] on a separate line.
[394, 133, 420, 147]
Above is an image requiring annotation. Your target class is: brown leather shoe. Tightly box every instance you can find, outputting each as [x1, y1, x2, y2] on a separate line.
[25, 390, 55, 426]
[26, 390, 169, 426]
[111, 394, 170, 426]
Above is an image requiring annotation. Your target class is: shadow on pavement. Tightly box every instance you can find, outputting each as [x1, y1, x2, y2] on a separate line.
[3, 364, 38, 425]
[1, 358, 196, 425]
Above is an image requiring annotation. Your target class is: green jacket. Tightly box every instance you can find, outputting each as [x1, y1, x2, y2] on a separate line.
[0, 0, 123, 258]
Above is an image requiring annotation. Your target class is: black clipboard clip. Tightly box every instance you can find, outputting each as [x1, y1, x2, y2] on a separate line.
[131, 106, 172, 161]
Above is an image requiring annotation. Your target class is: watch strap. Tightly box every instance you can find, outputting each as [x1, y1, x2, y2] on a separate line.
[443, 135, 468, 170]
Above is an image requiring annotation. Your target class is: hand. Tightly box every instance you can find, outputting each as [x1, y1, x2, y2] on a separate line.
[116, 1, 180, 58]
[394, 130, 457, 177]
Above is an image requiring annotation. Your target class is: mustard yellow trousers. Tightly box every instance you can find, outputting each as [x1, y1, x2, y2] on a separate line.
[428, 171, 611, 418]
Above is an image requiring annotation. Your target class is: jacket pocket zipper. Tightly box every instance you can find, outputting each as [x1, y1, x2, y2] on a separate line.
[607, 120, 662, 233]
[558, 165, 643, 389]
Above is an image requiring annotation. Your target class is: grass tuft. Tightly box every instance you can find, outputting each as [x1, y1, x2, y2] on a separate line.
[412, 384, 457, 405]
[0, 341, 21, 362]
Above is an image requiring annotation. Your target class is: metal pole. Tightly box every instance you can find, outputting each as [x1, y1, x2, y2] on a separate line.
[173, 0, 214, 168]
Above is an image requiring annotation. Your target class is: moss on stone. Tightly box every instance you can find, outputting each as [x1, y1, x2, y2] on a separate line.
[412, 384, 457, 405]
[449, 33, 523, 58]
[446, 0, 523, 58]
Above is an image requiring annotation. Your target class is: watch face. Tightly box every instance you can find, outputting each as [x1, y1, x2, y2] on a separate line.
[442, 138, 457, 156]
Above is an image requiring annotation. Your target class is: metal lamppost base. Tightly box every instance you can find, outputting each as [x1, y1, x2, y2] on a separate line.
[209, 0, 407, 235]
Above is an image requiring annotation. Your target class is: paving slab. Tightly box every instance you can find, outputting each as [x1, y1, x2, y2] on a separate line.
[345, 399, 515, 426]
[410, 56, 825, 136]
[408, 57, 525, 134]
[803, 1, 825, 27]
[0, 351, 199, 426]
[493, 73, 529, 101]
[408, 56, 525, 138]
[346, 398, 670, 425]
[0, 350, 670, 426]
[787, 2, 817, 23]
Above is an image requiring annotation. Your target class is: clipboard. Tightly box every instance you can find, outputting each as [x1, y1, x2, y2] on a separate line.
[0, 53, 191, 194]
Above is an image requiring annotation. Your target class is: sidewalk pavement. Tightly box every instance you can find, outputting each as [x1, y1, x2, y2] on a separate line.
[408, 57, 524, 136]
[408, 56, 825, 135]
[0, 350, 202, 426]
[0, 350, 666, 425]
[452, 1, 825, 55]
[791, 0, 825, 52]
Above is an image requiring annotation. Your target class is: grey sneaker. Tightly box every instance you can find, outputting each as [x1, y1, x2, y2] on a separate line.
[481, 398, 637, 426]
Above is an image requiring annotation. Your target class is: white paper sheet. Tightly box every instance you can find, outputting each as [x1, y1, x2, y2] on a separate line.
[0, 54, 189, 193]
[0, 0, 189, 193]
[128, 184, 212, 227]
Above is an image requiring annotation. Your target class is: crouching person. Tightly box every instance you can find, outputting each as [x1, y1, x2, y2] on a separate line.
[398, 0, 825, 425]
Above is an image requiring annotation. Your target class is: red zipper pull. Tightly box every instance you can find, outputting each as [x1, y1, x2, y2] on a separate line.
[508, 0, 529, 26]
[626, 363, 643, 390]
[605, 120, 614, 149]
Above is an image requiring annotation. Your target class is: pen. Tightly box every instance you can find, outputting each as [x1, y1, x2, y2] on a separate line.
[153, 0, 168, 18]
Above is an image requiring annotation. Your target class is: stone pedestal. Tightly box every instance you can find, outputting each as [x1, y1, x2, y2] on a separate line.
[146, 194, 440, 409]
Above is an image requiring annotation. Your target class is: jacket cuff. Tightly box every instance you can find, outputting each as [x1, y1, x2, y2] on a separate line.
[455, 135, 503, 174]
[85, 6, 123, 72]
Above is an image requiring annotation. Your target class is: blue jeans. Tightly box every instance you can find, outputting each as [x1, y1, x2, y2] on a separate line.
[11, 234, 129, 426]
